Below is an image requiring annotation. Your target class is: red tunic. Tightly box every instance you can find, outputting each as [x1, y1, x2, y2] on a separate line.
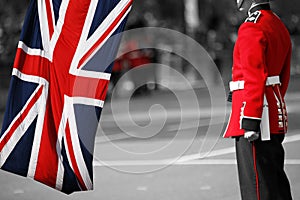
[224, 7, 291, 138]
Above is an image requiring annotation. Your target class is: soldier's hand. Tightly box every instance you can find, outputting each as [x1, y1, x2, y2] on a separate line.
[244, 131, 259, 142]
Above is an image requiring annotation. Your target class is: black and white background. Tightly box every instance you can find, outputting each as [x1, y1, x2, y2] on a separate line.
[0, 0, 300, 199]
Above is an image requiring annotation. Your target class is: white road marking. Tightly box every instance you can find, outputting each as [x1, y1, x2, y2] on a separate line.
[95, 118, 224, 144]
[94, 159, 300, 166]
[96, 98, 300, 144]
[136, 186, 148, 191]
[13, 189, 25, 194]
[177, 159, 300, 165]
[200, 185, 212, 190]
[100, 107, 205, 123]
[283, 133, 300, 143]
[176, 147, 235, 163]
[94, 130, 300, 167]
[175, 130, 300, 163]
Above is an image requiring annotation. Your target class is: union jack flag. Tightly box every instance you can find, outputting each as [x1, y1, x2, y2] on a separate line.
[0, 0, 132, 194]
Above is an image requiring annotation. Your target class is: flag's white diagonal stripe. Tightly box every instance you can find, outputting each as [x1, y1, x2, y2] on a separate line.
[85, 0, 131, 52]
[81, 0, 131, 56]
[77, 6, 132, 72]
[27, 84, 48, 179]
[0, 83, 44, 143]
[37, 0, 51, 53]
[71, 7, 131, 80]
[49, 0, 70, 60]
[49, 0, 56, 29]
[67, 96, 93, 190]
[70, 0, 132, 77]
[61, 96, 93, 190]
[55, 96, 69, 191]
[69, 0, 100, 73]
[0, 85, 43, 167]
[70, 0, 98, 71]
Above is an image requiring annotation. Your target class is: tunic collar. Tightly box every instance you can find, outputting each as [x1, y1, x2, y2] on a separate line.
[248, 2, 271, 16]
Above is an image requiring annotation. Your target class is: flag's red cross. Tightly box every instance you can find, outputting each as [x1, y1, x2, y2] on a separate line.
[0, 0, 132, 191]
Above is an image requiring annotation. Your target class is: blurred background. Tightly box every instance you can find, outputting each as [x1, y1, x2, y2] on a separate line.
[0, 0, 300, 199]
[1, 0, 300, 100]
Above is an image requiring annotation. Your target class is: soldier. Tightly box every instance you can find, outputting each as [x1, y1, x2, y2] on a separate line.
[223, 0, 293, 199]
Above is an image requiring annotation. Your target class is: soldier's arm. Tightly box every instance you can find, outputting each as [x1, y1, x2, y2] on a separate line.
[238, 23, 268, 132]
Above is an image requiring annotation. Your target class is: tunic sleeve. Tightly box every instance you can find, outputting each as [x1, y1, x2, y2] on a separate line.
[238, 23, 268, 132]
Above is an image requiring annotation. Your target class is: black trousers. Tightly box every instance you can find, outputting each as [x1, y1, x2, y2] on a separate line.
[235, 134, 293, 200]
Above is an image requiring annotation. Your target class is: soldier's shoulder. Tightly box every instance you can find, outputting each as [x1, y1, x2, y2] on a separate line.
[245, 11, 262, 23]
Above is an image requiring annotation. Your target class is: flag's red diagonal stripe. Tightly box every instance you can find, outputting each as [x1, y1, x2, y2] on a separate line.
[78, 0, 133, 68]
[45, 0, 54, 38]
[34, 0, 92, 190]
[65, 121, 87, 190]
[0, 86, 43, 152]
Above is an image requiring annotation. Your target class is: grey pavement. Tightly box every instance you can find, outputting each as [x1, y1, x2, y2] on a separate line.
[0, 76, 300, 199]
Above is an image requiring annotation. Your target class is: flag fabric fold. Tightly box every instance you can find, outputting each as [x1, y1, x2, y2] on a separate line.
[0, 0, 132, 194]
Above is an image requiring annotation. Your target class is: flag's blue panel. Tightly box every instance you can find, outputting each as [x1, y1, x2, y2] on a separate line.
[74, 104, 101, 163]
[88, 0, 121, 38]
[79, 136, 94, 182]
[61, 142, 82, 194]
[52, 0, 62, 25]
[74, 105, 102, 180]
[1, 77, 38, 136]
[19, 0, 43, 49]
[82, 17, 128, 73]
[1, 118, 37, 176]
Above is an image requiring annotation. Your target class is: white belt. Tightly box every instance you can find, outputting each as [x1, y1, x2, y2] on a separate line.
[229, 81, 244, 92]
[266, 76, 281, 86]
[229, 76, 280, 141]
[229, 76, 280, 92]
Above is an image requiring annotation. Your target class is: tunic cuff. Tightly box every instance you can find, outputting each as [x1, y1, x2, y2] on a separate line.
[242, 117, 261, 132]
